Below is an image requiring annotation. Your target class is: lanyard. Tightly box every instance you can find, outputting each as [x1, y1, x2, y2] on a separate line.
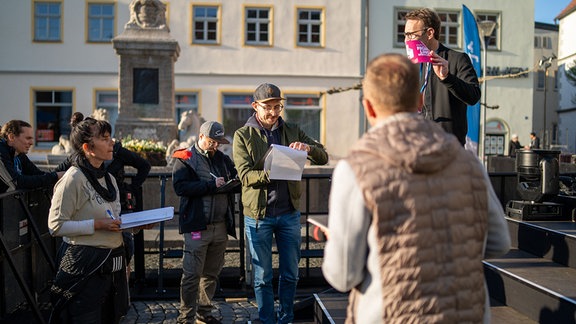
[419, 63, 431, 114]
[14, 156, 22, 175]
[420, 62, 431, 93]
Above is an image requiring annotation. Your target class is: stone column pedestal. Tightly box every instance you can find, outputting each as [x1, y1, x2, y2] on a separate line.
[112, 1, 180, 144]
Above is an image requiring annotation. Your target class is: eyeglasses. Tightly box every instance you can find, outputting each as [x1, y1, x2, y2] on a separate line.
[257, 102, 284, 112]
[404, 28, 429, 40]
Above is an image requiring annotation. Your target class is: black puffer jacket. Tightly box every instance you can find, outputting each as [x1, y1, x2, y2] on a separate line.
[172, 146, 237, 237]
[0, 139, 58, 190]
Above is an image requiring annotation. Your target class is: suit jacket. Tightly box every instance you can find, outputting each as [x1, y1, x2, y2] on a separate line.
[421, 43, 481, 145]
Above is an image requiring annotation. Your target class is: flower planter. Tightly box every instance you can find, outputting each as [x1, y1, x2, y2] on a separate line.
[143, 151, 167, 166]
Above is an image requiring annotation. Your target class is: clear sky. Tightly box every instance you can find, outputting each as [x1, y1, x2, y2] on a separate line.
[535, 0, 572, 24]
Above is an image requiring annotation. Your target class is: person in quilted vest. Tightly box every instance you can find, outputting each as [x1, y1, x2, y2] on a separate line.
[322, 53, 510, 324]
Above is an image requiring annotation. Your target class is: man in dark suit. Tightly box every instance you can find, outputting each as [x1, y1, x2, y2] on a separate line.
[529, 132, 540, 149]
[404, 8, 481, 146]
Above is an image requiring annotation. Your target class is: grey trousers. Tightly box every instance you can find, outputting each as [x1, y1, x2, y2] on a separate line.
[177, 222, 228, 323]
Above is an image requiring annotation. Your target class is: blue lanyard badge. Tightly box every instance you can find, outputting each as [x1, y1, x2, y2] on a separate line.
[13, 156, 22, 175]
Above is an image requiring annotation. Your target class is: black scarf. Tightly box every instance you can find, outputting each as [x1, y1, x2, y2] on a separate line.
[74, 156, 117, 202]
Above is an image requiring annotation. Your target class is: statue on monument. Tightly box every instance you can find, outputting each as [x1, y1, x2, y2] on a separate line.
[91, 108, 110, 122]
[126, 0, 168, 30]
[177, 110, 205, 145]
[114, 0, 179, 157]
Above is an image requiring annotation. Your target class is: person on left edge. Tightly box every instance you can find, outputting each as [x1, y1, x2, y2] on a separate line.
[172, 121, 238, 324]
[0, 120, 64, 189]
[48, 117, 129, 323]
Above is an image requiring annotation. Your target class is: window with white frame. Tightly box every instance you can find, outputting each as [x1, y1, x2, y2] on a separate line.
[96, 91, 118, 136]
[245, 7, 271, 46]
[485, 119, 506, 156]
[394, 9, 459, 48]
[34, 90, 73, 147]
[297, 8, 323, 47]
[88, 3, 115, 42]
[534, 36, 541, 48]
[222, 94, 254, 135]
[394, 9, 410, 45]
[484, 134, 504, 156]
[436, 11, 459, 48]
[284, 95, 322, 141]
[542, 36, 552, 49]
[193, 5, 219, 44]
[34, 1, 62, 42]
[475, 13, 500, 50]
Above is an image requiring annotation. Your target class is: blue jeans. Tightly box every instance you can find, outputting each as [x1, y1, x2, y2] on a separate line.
[245, 211, 302, 324]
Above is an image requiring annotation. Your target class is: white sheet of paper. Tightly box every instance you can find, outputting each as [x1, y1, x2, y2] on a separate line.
[120, 206, 174, 229]
[307, 215, 328, 232]
[264, 144, 308, 181]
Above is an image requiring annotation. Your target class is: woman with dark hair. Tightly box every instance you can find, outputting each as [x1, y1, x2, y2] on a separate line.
[55, 114, 152, 282]
[48, 117, 129, 323]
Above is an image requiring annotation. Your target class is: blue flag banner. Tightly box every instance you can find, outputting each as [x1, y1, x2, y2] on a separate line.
[462, 5, 482, 154]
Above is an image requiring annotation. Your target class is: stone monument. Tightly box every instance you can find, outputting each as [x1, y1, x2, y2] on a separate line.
[112, 0, 180, 144]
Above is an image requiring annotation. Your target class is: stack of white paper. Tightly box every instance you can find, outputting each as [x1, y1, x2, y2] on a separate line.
[264, 144, 308, 181]
[120, 206, 174, 229]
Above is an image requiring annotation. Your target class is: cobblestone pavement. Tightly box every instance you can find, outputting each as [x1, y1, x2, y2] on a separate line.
[120, 298, 261, 324]
[120, 223, 323, 323]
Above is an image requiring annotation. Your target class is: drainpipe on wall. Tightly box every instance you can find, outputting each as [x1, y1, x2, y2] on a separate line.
[359, 0, 369, 136]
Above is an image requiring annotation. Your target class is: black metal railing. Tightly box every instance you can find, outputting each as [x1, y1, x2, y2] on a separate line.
[6, 170, 573, 314]
[136, 171, 332, 296]
[0, 188, 56, 323]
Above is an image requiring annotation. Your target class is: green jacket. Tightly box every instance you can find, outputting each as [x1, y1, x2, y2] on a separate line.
[233, 116, 328, 219]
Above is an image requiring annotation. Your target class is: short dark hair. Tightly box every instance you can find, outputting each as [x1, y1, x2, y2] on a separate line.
[1, 120, 32, 140]
[530, 132, 536, 137]
[405, 8, 441, 41]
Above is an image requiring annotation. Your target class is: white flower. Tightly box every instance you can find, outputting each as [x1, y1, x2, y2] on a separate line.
[121, 136, 166, 154]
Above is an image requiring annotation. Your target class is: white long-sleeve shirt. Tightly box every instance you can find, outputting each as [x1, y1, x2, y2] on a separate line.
[48, 166, 123, 249]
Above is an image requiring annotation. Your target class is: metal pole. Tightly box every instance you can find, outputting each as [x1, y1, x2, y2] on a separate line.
[157, 175, 166, 295]
[478, 20, 496, 164]
[543, 66, 548, 149]
[481, 36, 488, 165]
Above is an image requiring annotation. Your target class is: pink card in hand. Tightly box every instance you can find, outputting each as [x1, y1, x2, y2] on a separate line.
[405, 40, 431, 63]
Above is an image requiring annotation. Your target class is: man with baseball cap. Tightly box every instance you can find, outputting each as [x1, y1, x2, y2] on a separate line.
[172, 121, 237, 324]
[233, 83, 329, 323]
[199, 121, 230, 145]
